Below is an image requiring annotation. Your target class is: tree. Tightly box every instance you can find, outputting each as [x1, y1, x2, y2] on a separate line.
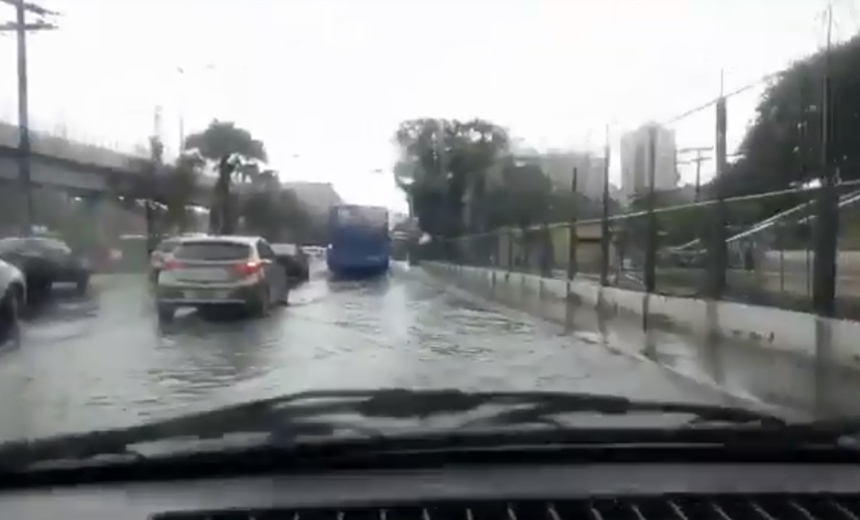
[484, 160, 551, 230]
[160, 153, 202, 233]
[232, 167, 321, 244]
[183, 120, 268, 234]
[393, 118, 510, 239]
[183, 120, 267, 164]
[545, 190, 617, 224]
[712, 32, 860, 220]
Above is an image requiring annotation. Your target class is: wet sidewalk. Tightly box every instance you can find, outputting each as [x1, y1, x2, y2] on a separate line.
[433, 264, 859, 421]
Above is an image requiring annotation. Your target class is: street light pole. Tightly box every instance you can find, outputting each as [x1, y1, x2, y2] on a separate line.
[176, 66, 185, 153]
[175, 63, 216, 155]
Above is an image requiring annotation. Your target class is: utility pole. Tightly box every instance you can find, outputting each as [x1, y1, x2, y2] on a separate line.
[708, 76, 729, 300]
[599, 124, 611, 287]
[176, 67, 186, 153]
[812, 2, 838, 317]
[643, 125, 658, 294]
[146, 106, 164, 255]
[566, 167, 578, 280]
[0, 0, 57, 237]
[677, 146, 712, 202]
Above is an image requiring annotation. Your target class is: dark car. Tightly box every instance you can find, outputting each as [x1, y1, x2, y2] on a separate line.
[0, 258, 25, 344]
[0, 237, 91, 297]
[148, 236, 185, 284]
[271, 243, 310, 283]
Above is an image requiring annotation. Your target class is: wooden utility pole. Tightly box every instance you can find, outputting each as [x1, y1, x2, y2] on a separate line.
[677, 146, 712, 202]
[812, 2, 838, 317]
[0, 0, 58, 236]
[599, 125, 611, 286]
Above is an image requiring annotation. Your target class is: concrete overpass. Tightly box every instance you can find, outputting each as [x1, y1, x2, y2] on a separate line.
[0, 120, 222, 205]
[0, 121, 346, 220]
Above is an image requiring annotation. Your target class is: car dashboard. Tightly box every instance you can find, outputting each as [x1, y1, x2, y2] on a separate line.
[2, 463, 860, 519]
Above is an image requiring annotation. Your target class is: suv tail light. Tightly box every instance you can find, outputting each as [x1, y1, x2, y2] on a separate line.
[234, 261, 263, 277]
[162, 259, 181, 271]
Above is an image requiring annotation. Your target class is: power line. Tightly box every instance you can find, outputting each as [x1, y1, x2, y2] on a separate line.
[659, 70, 782, 127]
[0, 0, 57, 17]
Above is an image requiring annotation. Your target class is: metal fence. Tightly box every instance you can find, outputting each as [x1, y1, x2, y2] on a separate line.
[420, 177, 860, 321]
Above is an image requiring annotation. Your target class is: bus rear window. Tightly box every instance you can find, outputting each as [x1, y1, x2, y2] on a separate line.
[335, 206, 387, 228]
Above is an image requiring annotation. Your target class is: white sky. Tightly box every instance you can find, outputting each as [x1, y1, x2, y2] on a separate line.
[1, 0, 858, 214]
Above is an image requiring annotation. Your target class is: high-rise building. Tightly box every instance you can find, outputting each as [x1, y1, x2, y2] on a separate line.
[620, 124, 678, 202]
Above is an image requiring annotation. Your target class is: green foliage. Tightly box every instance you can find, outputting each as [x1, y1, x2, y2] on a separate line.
[239, 171, 308, 242]
[483, 160, 551, 229]
[160, 154, 203, 233]
[183, 120, 268, 164]
[712, 32, 860, 221]
[183, 120, 268, 234]
[393, 118, 510, 238]
[393, 117, 621, 240]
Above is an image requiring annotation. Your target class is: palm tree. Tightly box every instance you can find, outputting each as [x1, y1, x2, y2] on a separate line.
[183, 120, 268, 234]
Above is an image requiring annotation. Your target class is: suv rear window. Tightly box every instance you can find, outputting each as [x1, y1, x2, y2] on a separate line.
[156, 239, 181, 253]
[173, 241, 251, 261]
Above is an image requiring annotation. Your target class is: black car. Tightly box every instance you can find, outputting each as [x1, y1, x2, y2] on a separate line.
[148, 236, 184, 284]
[0, 237, 91, 297]
[271, 243, 310, 282]
[0, 258, 25, 344]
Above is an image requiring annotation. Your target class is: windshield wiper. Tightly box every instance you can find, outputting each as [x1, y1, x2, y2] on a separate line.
[0, 388, 786, 468]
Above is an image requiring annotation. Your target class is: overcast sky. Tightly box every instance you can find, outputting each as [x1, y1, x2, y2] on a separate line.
[0, 0, 857, 213]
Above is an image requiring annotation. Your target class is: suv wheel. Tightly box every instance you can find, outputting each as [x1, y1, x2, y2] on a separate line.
[248, 287, 270, 317]
[156, 302, 175, 322]
[75, 276, 89, 296]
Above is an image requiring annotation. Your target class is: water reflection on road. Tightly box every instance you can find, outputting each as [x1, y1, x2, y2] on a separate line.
[0, 263, 778, 442]
[461, 270, 860, 422]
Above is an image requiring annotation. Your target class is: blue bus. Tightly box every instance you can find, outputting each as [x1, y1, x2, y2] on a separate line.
[326, 204, 390, 277]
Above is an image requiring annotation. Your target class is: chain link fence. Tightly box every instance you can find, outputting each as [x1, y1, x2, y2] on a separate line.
[419, 177, 860, 321]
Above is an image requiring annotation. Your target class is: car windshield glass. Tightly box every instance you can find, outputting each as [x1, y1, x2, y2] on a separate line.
[173, 242, 251, 261]
[0, 2, 846, 466]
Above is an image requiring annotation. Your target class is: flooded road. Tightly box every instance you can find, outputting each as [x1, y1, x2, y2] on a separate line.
[0, 261, 762, 442]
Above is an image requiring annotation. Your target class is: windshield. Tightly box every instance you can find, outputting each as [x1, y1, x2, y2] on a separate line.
[0, 0, 852, 460]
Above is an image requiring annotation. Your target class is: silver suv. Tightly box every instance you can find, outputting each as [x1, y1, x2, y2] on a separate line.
[155, 236, 288, 321]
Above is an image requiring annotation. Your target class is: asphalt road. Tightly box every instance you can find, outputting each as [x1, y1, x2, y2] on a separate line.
[0, 261, 790, 443]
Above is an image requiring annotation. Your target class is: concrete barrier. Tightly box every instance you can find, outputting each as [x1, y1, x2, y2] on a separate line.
[423, 262, 860, 371]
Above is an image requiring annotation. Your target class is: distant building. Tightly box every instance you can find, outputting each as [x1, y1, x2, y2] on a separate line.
[281, 181, 343, 218]
[510, 150, 608, 199]
[389, 211, 414, 231]
[620, 124, 678, 203]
